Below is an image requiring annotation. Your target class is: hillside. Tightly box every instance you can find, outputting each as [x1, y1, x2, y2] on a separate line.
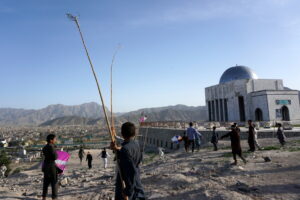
[39, 104, 207, 126]
[0, 102, 107, 126]
[0, 103, 207, 126]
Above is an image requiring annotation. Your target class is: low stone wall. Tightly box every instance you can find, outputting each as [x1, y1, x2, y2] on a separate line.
[138, 127, 300, 150]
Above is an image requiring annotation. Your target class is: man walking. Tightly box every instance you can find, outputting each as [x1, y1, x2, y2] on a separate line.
[248, 120, 256, 152]
[276, 123, 286, 146]
[100, 148, 110, 169]
[78, 146, 85, 164]
[86, 152, 93, 169]
[42, 134, 58, 200]
[186, 122, 200, 153]
[221, 125, 247, 165]
[211, 126, 219, 151]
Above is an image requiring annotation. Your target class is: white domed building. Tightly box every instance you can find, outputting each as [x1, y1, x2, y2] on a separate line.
[205, 65, 300, 123]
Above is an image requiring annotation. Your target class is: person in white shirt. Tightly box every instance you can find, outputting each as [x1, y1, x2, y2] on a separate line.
[100, 148, 110, 169]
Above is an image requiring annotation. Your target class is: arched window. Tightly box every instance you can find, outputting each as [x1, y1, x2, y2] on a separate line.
[255, 108, 263, 121]
[281, 106, 290, 121]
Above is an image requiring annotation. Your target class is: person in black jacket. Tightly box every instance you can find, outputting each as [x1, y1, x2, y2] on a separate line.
[111, 122, 145, 200]
[86, 152, 93, 169]
[221, 125, 247, 165]
[42, 134, 58, 200]
[211, 126, 219, 151]
[248, 120, 256, 152]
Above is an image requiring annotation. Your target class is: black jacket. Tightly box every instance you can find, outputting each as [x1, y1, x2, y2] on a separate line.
[115, 140, 145, 200]
[42, 144, 57, 179]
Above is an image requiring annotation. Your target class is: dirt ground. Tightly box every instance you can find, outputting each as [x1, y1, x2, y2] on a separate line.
[0, 137, 299, 200]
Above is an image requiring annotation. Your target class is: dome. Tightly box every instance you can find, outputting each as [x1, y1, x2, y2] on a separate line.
[219, 65, 258, 84]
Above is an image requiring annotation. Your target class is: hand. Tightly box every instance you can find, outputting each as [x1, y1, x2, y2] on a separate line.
[122, 193, 129, 200]
[110, 141, 121, 151]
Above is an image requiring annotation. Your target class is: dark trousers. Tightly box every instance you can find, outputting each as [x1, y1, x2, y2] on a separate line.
[233, 151, 246, 163]
[213, 143, 218, 151]
[42, 177, 58, 199]
[188, 140, 195, 152]
[88, 161, 92, 169]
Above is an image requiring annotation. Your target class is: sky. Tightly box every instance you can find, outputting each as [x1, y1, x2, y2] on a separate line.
[0, 0, 300, 112]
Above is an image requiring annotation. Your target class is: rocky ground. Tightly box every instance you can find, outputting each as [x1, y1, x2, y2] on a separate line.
[0, 137, 300, 200]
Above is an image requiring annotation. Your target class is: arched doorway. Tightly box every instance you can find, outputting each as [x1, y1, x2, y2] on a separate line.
[255, 108, 263, 121]
[281, 106, 290, 121]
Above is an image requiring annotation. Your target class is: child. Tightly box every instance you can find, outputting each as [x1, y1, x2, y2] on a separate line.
[221, 125, 247, 165]
[111, 122, 145, 200]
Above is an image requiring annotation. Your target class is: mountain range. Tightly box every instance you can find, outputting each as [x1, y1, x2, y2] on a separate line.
[0, 103, 207, 126]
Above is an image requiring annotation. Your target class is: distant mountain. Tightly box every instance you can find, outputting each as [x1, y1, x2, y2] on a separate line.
[39, 104, 207, 126]
[117, 104, 207, 123]
[0, 102, 108, 126]
[0, 103, 207, 126]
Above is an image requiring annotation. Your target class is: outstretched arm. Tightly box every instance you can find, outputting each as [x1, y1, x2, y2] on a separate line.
[221, 132, 230, 139]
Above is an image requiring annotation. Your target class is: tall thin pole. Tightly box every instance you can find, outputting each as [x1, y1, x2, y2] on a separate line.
[67, 14, 115, 143]
[110, 45, 121, 136]
[67, 14, 127, 193]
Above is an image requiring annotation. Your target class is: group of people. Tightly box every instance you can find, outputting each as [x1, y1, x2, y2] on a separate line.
[182, 122, 203, 153]
[219, 120, 287, 165]
[41, 122, 145, 200]
[40, 120, 288, 200]
[180, 120, 287, 166]
[78, 147, 110, 169]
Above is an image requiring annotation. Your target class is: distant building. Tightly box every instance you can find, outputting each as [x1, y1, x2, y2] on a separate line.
[0, 138, 8, 148]
[205, 65, 300, 122]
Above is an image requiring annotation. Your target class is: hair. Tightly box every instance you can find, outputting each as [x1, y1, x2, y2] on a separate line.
[189, 122, 193, 127]
[248, 120, 252, 123]
[213, 126, 216, 130]
[121, 122, 136, 139]
[46, 134, 56, 143]
[277, 123, 282, 127]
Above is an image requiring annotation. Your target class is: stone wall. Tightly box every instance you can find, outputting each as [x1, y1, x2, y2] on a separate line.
[139, 127, 300, 150]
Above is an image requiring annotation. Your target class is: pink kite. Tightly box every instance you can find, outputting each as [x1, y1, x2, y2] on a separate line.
[55, 150, 70, 174]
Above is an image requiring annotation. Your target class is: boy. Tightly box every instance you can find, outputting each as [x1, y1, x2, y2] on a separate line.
[42, 134, 58, 200]
[221, 125, 247, 165]
[111, 122, 145, 200]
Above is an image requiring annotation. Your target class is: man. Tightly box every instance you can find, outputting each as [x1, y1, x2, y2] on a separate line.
[100, 148, 110, 169]
[276, 123, 286, 146]
[42, 134, 58, 200]
[253, 124, 262, 150]
[186, 122, 200, 153]
[181, 131, 189, 152]
[0, 164, 7, 178]
[195, 131, 202, 151]
[248, 120, 256, 152]
[78, 146, 85, 164]
[211, 126, 219, 151]
[111, 122, 145, 200]
[221, 125, 247, 165]
[86, 152, 93, 169]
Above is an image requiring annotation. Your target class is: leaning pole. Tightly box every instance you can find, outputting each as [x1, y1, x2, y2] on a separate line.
[66, 13, 115, 142]
[66, 13, 126, 191]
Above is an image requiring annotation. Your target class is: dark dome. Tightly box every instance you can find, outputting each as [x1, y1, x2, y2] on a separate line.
[219, 65, 258, 84]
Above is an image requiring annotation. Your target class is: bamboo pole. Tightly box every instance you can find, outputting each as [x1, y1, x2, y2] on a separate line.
[66, 14, 115, 143]
[67, 14, 127, 195]
[110, 45, 121, 137]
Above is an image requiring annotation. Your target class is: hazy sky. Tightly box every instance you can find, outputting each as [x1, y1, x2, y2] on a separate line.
[1, 0, 300, 112]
